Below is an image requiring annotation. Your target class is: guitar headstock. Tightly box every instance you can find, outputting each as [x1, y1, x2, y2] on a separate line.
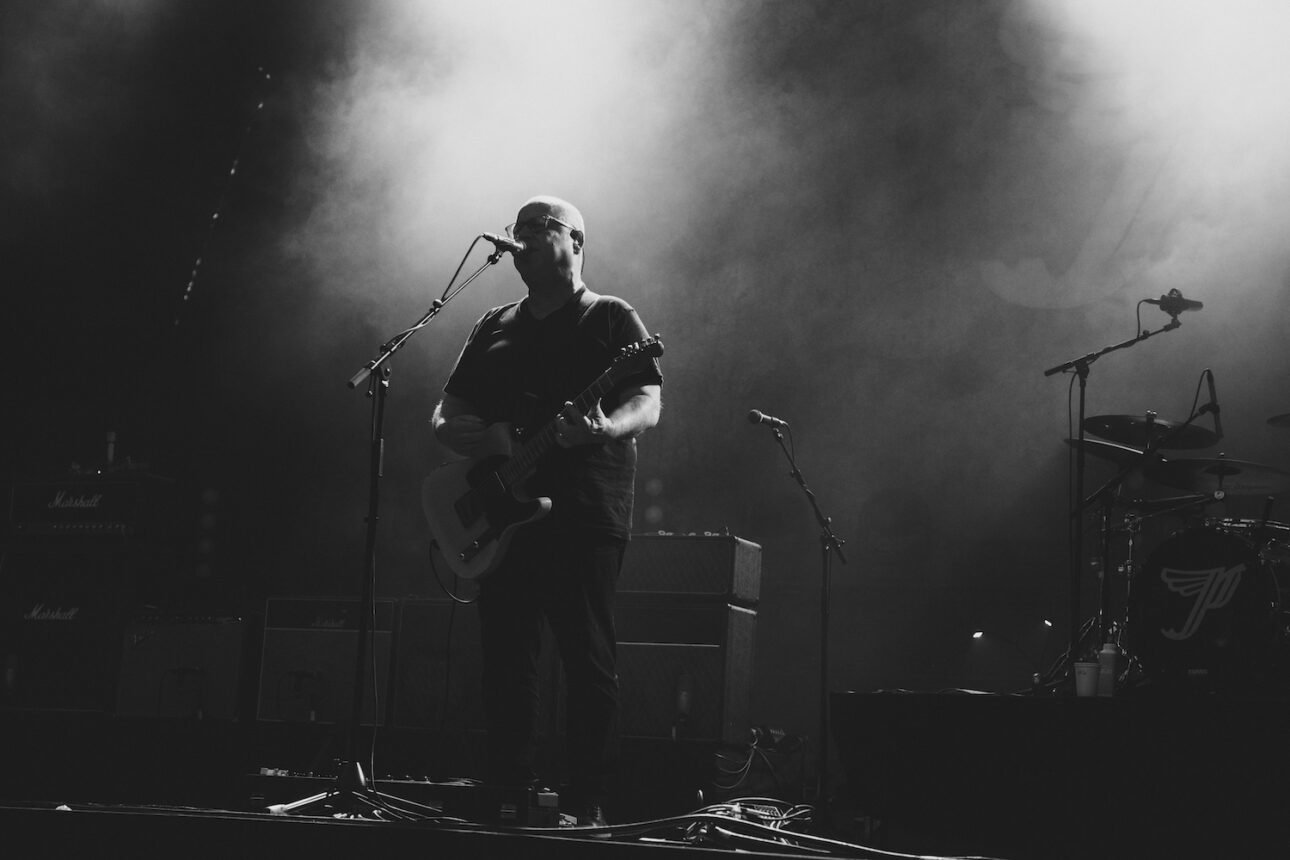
[614, 334, 664, 366]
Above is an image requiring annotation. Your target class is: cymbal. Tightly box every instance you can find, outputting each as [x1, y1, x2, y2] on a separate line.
[1268, 413, 1290, 428]
[1065, 438, 1164, 468]
[1145, 458, 1290, 495]
[1083, 414, 1218, 450]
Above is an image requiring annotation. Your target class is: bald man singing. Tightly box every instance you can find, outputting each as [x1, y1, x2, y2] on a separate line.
[432, 196, 662, 826]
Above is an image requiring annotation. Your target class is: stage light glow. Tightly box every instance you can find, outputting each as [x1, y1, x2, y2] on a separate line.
[297, 0, 729, 307]
[972, 631, 985, 640]
[983, 0, 1290, 311]
[1029, 0, 1290, 180]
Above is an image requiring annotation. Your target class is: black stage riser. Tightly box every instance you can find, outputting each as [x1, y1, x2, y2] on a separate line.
[830, 691, 1290, 860]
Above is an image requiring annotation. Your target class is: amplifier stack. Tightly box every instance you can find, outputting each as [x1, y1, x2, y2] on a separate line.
[3, 495, 761, 746]
[3, 473, 183, 712]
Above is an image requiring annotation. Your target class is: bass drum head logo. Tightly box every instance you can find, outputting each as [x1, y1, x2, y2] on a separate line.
[1130, 527, 1279, 692]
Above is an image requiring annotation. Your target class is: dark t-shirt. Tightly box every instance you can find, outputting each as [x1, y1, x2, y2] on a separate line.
[443, 286, 662, 540]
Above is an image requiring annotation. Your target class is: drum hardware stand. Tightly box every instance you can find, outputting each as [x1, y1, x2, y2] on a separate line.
[1044, 314, 1183, 676]
[270, 243, 508, 818]
[1115, 511, 1142, 645]
[1081, 414, 1209, 659]
[1115, 498, 1206, 635]
[751, 421, 846, 809]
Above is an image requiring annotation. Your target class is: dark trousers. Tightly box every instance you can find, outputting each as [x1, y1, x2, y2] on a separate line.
[477, 527, 624, 803]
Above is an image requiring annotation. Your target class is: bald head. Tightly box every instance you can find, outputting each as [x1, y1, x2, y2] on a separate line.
[511, 194, 588, 289]
[517, 195, 585, 239]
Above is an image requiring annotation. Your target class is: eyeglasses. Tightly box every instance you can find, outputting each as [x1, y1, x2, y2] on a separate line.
[504, 214, 575, 239]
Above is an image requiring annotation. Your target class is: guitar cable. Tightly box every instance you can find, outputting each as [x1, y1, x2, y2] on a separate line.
[429, 540, 476, 606]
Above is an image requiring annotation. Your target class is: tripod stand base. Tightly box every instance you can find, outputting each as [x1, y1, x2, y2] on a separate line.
[264, 761, 440, 820]
[266, 788, 425, 818]
[265, 759, 370, 817]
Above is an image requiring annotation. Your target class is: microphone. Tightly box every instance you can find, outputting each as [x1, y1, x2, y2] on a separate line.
[747, 409, 789, 429]
[1144, 288, 1203, 316]
[481, 232, 525, 254]
[1205, 368, 1223, 441]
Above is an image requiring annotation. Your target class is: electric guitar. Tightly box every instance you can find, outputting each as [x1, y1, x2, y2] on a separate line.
[421, 335, 663, 580]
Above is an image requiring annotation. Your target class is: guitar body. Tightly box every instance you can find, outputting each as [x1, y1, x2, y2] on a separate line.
[421, 457, 552, 580]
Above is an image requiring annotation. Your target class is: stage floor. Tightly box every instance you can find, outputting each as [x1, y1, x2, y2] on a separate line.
[4, 693, 1289, 860]
[0, 799, 851, 859]
[0, 708, 862, 859]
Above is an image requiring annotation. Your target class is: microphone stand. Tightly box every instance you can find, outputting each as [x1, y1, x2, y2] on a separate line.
[755, 425, 847, 808]
[272, 246, 507, 817]
[1042, 314, 1182, 677]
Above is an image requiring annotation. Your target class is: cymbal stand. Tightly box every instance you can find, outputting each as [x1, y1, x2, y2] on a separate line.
[1044, 316, 1182, 668]
[271, 243, 507, 817]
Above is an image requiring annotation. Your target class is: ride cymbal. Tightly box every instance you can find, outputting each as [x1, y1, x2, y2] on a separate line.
[1145, 458, 1290, 495]
[1083, 414, 1218, 450]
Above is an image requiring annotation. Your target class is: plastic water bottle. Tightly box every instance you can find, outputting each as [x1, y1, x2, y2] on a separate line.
[1097, 642, 1120, 696]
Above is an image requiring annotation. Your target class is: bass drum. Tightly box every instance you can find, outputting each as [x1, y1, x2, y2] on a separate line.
[1129, 526, 1282, 694]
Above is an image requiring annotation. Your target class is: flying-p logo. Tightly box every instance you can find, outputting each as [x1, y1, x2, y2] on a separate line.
[1159, 563, 1245, 640]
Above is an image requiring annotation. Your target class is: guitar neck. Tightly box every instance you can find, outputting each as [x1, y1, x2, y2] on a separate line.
[496, 371, 622, 486]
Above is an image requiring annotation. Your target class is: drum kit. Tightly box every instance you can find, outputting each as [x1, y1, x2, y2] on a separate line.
[1068, 411, 1290, 695]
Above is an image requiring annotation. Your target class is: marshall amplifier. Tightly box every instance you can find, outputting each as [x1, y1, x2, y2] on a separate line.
[8, 474, 178, 540]
[0, 545, 131, 712]
[256, 597, 395, 726]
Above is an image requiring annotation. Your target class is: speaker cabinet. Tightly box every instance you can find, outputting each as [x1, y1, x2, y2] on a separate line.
[392, 598, 561, 737]
[256, 598, 394, 726]
[614, 535, 760, 743]
[617, 600, 756, 743]
[0, 545, 132, 712]
[116, 616, 246, 719]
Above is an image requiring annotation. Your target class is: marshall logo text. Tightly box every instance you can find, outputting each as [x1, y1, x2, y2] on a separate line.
[24, 604, 81, 621]
[47, 491, 104, 510]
